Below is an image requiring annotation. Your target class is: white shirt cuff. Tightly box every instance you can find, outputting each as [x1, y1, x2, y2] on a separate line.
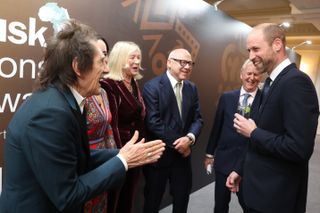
[116, 154, 128, 171]
[187, 133, 196, 145]
[206, 154, 214, 158]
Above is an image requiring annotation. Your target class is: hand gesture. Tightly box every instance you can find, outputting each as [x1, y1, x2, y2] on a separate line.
[119, 131, 165, 168]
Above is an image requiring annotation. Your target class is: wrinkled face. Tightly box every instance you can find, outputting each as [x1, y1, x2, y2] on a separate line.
[123, 49, 141, 77]
[167, 50, 193, 81]
[247, 29, 276, 75]
[97, 39, 109, 77]
[240, 63, 262, 92]
[81, 41, 105, 97]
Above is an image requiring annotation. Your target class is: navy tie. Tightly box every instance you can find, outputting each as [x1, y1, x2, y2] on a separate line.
[261, 77, 272, 102]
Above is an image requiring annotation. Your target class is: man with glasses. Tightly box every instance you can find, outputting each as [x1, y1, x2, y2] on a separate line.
[142, 48, 203, 213]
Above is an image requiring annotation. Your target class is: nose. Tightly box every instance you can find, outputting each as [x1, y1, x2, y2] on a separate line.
[249, 51, 255, 61]
[103, 60, 109, 74]
[134, 58, 140, 64]
[184, 63, 191, 69]
[103, 64, 109, 73]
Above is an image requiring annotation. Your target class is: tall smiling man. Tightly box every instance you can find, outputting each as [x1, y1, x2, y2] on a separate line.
[228, 23, 319, 213]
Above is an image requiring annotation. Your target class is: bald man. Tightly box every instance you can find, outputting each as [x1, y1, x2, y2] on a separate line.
[142, 48, 203, 213]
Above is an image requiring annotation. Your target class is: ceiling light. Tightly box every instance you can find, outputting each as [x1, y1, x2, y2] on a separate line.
[279, 22, 290, 28]
[213, 0, 225, 11]
[292, 40, 312, 50]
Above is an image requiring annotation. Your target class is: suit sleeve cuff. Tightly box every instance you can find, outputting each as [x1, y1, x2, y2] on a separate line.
[205, 154, 214, 158]
[116, 154, 128, 171]
[187, 133, 196, 146]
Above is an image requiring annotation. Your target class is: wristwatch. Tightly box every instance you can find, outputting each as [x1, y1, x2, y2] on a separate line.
[186, 135, 195, 146]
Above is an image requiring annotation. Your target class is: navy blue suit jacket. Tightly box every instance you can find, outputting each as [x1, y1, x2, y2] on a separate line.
[143, 73, 203, 166]
[0, 86, 126, 213]
[244, 63, 319, 213]
[206, 89, 261, 175]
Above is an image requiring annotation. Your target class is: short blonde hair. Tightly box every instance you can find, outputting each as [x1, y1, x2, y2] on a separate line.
[240, 59, 253, 73]
[107, 41, 143, 81]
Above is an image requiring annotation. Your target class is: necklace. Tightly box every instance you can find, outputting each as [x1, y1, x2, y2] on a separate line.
[123, 79, 133, 93]
[123, 78, 131, 84]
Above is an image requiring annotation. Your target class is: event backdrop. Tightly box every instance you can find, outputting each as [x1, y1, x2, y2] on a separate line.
[1, 0, 265, 210]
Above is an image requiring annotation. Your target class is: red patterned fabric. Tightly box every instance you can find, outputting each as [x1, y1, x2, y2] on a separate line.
[83, 89, 116, 213]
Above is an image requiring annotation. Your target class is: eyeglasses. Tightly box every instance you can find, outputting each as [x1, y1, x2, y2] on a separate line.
[170, 58, 195, 68]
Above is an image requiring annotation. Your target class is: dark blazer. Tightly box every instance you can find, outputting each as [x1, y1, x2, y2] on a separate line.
[143, 73, 203, 165]
[244, 63, 319, 213]
[206, 89, 261, 175]
[0, 85, 126, 213]
[100, 78, 146, 148]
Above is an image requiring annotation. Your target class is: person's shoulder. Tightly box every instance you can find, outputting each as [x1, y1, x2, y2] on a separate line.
[284, 64, 312, 82]
[184, 79, 194, 86]
[101, 78, 116, 86]
[144, 74, 163, 85]
[222, 89, 239, 97]
[33, 86, 64, 103]
[100, 78, 119, 92]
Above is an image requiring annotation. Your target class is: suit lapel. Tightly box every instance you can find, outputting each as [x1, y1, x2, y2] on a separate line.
[251, 89, 261, 122]
[59, 87, 91, 162]
[160, 74, 183, 125]
[232, 90, 241, 113]
[182, 82, 190, 124]
[258, 63, 296, 119]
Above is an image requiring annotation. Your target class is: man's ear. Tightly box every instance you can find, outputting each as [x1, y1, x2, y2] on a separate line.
[272, 38, 282, 52]
[167, 59, 171, 70]
[72, 57, 81, 77]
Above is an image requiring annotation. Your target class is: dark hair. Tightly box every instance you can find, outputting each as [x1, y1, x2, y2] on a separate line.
[97, 35, 110, 54]
[34, 19, 98, 91]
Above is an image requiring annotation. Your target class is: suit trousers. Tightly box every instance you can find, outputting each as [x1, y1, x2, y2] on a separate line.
[143, 149, 192, 213]
[214, 171, 248, 213]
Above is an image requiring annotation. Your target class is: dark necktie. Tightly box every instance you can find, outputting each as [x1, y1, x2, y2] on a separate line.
[82, 107, 87, 125]
[261, 77, 272, 102]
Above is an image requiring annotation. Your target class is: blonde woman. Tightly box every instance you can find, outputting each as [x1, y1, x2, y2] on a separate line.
[100, 41, 145, 213]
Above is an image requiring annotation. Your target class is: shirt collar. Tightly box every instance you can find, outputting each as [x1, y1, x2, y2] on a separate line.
[166, 70, 184, 88]
[240, 86, 258, 98]
[68, 86, 86, 113]
[269, 58, 291, 82]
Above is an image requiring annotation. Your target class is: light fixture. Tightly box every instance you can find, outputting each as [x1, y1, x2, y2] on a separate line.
[213, 0, 225, 11]
[292, 40, 312, 50]
[279, 22, 290, 28]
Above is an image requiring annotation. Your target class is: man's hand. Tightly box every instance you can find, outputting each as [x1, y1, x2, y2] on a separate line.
[204, 156, 214, 170]
[226, 171, 241, 193]
[233, 113, 257, 138]
[119, 131, 165, 168]
[173, 136, 192, 157]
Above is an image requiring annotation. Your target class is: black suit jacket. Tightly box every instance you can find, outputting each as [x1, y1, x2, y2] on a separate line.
[206, 89, 261, 175]
[143, 73, 203, 166]
[0, 85, 126, 212]
[243, 63, 319, 213]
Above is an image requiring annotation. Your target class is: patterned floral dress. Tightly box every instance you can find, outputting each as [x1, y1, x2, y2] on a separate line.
[83, 89, 116, 213]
